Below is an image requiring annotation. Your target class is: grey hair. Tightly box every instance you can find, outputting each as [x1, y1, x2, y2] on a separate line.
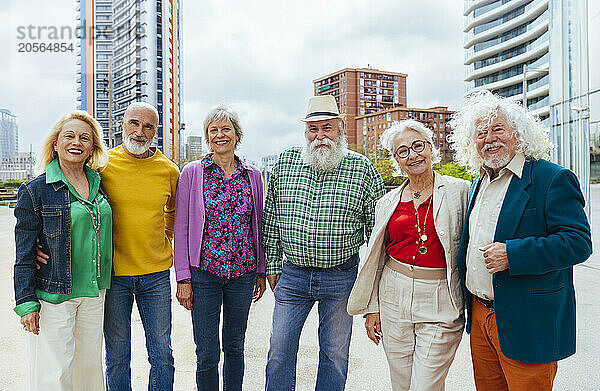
[203, 105, 243, 151]
[124, 101, 160, 124]
[380, 119, 440, 177]
[449, 89, 553, 174]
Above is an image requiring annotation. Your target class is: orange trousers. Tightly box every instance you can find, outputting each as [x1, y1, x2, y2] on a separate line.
[470, 297, 557, 391]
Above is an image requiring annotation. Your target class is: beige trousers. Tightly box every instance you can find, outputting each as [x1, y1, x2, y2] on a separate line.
[26, 290, 106, 391]
[379, 265, 464, 391]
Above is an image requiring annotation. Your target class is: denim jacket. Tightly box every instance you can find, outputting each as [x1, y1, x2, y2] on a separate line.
[13, 172, 109, 305]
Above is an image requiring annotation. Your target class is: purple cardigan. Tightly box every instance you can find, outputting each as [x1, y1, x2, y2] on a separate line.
[173, 159, 266, 281]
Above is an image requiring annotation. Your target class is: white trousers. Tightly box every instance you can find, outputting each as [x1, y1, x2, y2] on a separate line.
[379, 266, 464, 391]
[26, 290, 106, 391]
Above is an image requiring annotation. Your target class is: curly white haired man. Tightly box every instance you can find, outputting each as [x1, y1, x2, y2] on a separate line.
[450, 90, 592, 391]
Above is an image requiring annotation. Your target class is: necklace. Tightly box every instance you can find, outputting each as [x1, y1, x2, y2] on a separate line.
[409, 178, 433, 199]
[408, 179, 433, 255]
[413, 195, 432, 254]
[78, 198, 102, 278]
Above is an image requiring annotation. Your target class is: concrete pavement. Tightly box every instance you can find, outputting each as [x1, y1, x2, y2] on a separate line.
[1, 186, 600, 390]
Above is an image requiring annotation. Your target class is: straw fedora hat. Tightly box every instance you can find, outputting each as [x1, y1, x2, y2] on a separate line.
[300, 95, 345, 122]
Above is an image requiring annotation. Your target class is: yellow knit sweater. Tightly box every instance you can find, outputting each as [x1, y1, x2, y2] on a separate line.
[101, 146, 180, 276]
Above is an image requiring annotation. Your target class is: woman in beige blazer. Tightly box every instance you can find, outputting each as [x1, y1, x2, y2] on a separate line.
[347, 120, 470, 391]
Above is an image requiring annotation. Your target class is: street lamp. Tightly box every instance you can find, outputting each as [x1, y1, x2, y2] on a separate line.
[522, 64, 549, 109]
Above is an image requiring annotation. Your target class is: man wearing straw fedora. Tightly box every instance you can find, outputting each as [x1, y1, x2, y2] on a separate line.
[262, 95, 385, 390]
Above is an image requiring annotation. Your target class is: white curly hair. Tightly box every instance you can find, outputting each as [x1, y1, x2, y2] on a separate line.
[449, 90, 553, 174]
[380, 119, 440, 177]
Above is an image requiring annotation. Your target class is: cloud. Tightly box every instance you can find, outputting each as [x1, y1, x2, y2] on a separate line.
[1, 0, 467, 163]
[183, 0, 465, 163]
[0, 0, 77, 153]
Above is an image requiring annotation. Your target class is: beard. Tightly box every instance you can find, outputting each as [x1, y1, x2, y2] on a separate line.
[482, 141, 511, 169]
[123, 133, 153, 155]
[302, 133, 348, 172]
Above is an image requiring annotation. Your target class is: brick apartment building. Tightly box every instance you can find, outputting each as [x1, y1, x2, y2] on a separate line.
[313, 68, 407, 151]
[356, 106, 455, 163]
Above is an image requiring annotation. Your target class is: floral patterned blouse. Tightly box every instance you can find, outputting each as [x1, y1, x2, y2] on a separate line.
[200, 154, 257, 278]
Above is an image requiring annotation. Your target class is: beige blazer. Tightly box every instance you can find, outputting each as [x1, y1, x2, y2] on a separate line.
[347, 172, 470, 316]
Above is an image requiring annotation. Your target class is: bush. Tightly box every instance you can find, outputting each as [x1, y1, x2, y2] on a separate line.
[368, 150, 404, 187]
[434, 162, 473, 181]
[0, 179, 26, 188]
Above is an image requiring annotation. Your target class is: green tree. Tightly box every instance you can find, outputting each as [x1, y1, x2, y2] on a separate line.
[434, 162, 473, 181]
[369, 150, 404, 187]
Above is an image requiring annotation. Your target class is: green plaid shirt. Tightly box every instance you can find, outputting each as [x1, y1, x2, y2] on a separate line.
[262, 147, 385, 275]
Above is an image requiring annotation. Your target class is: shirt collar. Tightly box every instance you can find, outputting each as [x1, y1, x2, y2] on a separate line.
[480, 152, 525, 180]
[45, 159, 63, 184]
[202, 154, 249, 171]
[45, 158, 101, 201]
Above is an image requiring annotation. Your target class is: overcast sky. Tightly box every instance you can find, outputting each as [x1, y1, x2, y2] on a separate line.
[0, 0, 597, 165]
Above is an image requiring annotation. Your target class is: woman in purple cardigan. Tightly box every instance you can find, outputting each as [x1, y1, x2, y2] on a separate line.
[174, 105, 266, 391]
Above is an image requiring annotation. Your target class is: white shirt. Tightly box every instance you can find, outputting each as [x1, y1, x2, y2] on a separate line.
[466, 153, 525, 300]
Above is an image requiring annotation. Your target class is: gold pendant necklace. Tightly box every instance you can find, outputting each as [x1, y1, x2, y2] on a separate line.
[411, 182, 433, 257]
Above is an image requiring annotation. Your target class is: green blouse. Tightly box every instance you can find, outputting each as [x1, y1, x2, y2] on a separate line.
[14, 159, 113, 316]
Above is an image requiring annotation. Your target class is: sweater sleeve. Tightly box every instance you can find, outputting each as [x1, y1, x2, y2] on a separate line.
[173, 167, 191, 281]
[163, 167, 180, 242]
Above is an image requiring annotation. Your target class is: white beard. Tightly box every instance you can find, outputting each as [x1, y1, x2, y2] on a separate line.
[482, 141, 511, 169]
[123, 134, 153, 155]
[302, 134, 348, 172]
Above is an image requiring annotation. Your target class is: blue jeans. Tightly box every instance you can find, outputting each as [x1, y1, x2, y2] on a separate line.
[104, 269, 175, 391]
[191, 267, 256, 391]
[265, 255, 359, 391]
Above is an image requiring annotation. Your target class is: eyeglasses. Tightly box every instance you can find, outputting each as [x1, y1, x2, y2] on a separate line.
[394, 140, 430, 159]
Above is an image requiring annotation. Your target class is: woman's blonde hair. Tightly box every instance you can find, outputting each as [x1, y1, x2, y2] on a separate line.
[35, 110, 109, 174]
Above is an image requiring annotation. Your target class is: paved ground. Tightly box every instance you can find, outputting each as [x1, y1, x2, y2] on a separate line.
[1, 187, 600, 390]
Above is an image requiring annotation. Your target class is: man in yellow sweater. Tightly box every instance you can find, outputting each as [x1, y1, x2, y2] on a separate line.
[101, 102, 179, 391]
[37, 102, 179, 389]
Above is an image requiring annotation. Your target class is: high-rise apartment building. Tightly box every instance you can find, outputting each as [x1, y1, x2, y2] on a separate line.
[464, 0, 591, 211]
[0, 108, 18, 159]
[76, 0, 182, 160]
[356, 106, 455, 163]
[313, 68, 407, 152]
[463, 0, 550, 119]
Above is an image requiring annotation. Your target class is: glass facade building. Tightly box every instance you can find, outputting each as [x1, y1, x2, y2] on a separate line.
[0, 108, 18, 159]
[76, 0, 183, 160]
[464, 0, 591, 212]
[464, 0, 551, 121]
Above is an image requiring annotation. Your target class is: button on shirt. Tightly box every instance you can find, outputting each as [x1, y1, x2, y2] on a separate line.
[262, 147, 385, 275]
[466, 153, 525, 300]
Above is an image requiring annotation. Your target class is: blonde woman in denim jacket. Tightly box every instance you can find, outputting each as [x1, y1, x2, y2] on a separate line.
[13, 111, 112, 391]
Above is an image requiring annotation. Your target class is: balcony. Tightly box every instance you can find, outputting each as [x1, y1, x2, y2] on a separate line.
[464, 0, 548, 49]
[465, 35, 548, 81]
[465, 12, 548, 64]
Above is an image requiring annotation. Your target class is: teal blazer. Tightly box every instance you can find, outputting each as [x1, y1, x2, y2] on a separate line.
[457, 158, 592, 364]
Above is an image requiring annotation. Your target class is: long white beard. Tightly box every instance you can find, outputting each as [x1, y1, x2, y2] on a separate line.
[123, 133, 153, 155]
[302, 134, 348, 172]
[482, 141, 511, 169]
